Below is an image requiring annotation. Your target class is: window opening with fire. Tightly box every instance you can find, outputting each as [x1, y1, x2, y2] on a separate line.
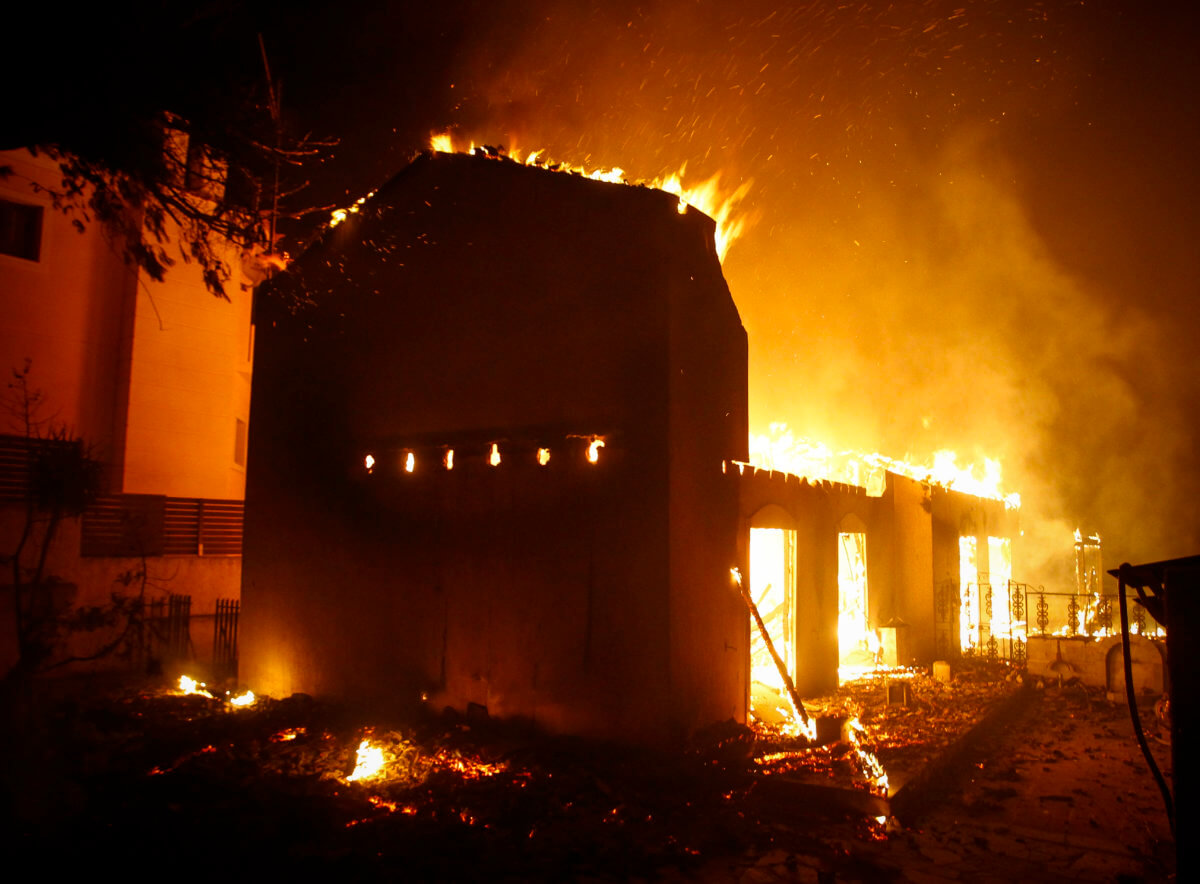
[959, 536, 979, 654]
[837, 532, 873, 682]
[748, 527, 796, 723]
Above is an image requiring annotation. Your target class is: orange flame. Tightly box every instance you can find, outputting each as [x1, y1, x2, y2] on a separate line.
[586, 438, 605, 463]
[178, 675, 213, 699]
[429, 132, 751, 262]
[748, 423, 1020, 508]
[345, 739, 386, 783]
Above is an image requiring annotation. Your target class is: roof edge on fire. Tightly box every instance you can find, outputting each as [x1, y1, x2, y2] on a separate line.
[259, 149, 724, 310]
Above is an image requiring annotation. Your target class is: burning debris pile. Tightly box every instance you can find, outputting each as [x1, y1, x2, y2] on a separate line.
[9, 667, 1023, 877]
[748, 661, 1022, 803]
[12, 680, 756, 877]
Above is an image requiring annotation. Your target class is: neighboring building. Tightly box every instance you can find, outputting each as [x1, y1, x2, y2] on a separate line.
[242, 150, 1020, 744]
[0, 144, 253, 674]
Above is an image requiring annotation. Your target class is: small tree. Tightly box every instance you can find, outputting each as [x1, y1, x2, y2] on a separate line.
[1, 363, 169, 684]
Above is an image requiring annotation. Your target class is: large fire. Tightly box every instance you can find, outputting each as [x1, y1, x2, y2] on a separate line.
[428, 132, 752, 262]
[748, 423, 1020, 508]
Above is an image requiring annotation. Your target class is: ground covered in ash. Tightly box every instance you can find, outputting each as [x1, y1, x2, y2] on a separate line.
[3, 663, 1175, 882]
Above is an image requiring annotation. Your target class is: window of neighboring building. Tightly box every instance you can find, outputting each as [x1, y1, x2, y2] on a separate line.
[234, 418, 248, 467]
[0, 198, 43, 261]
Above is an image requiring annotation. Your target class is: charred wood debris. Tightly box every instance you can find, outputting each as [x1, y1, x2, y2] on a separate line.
[8, 664, 1043, 878]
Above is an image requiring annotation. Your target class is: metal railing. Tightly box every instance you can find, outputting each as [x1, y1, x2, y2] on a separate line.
[943, 581, 1164, 665]
[212, 598, 240, 680]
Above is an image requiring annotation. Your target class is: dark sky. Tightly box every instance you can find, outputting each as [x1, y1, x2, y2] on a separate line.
[16, 0, 1199, 579]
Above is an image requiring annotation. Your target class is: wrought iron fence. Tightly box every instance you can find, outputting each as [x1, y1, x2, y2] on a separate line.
[1022, 586, 1160, 640]
[959, 581, 1028, 665]
[142, 593, 192, 669]
[212, 598, 240, 680]
[934, 579, 1162, 665]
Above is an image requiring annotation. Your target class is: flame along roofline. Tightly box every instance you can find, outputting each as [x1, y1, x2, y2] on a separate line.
[425, 133, 751, 262]
[730, 458, 1021, 509]
[303, 148, 724, 274]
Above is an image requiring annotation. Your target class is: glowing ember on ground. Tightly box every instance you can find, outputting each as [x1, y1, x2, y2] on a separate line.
[430, 749, 509, 780]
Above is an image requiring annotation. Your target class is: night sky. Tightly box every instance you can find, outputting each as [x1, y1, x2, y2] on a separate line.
[10, 0, 1199, 579]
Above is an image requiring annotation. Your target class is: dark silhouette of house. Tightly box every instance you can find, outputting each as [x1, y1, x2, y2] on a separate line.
[242, 151, 748, 743]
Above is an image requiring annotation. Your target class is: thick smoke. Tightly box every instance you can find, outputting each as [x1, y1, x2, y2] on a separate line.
[318, 0, 1199, 581]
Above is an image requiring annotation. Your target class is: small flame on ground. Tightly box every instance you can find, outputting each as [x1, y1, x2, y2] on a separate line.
[846, 717, 890, 796]
[346, 739, 386, 783]
[178, 675, 213, 699]
[364, 453, 375, 473]
[489, 443, 501, 467]
[444, 448, 454, 470]
[587, 438, 605, 463]
[537, 447, 551, 466]
[229, 690, 256, 707]
[405, 451, 415, 473]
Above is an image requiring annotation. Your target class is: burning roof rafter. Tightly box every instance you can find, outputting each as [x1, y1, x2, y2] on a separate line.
[748, 423, 1020, 508]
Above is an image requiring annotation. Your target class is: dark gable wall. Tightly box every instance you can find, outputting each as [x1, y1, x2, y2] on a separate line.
[242, 153, 747, 744]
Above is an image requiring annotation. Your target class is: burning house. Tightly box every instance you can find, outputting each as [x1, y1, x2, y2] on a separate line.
[242, 149, 747, 743]
[243, 147, 1019, 743]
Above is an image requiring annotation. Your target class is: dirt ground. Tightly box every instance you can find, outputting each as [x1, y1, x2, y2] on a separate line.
[694, 682, 1175, 883]
[4, 671, 1175, 882]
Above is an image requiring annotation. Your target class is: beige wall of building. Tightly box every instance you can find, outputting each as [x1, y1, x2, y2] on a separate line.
[0, 147, 254, 500]
[121, 230, 254, 500]
[0, 149, 137, 476]
[1, 146, 252, 676]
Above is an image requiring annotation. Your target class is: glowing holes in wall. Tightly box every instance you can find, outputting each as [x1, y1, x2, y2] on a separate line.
[369, 436, 607, 474]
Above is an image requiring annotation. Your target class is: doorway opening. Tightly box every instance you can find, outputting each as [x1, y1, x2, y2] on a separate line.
[748, 526, 796, 725]
[837, 531, 873, 681]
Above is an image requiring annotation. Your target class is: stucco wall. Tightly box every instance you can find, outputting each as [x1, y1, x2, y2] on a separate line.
[0, 149, 137, 480]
